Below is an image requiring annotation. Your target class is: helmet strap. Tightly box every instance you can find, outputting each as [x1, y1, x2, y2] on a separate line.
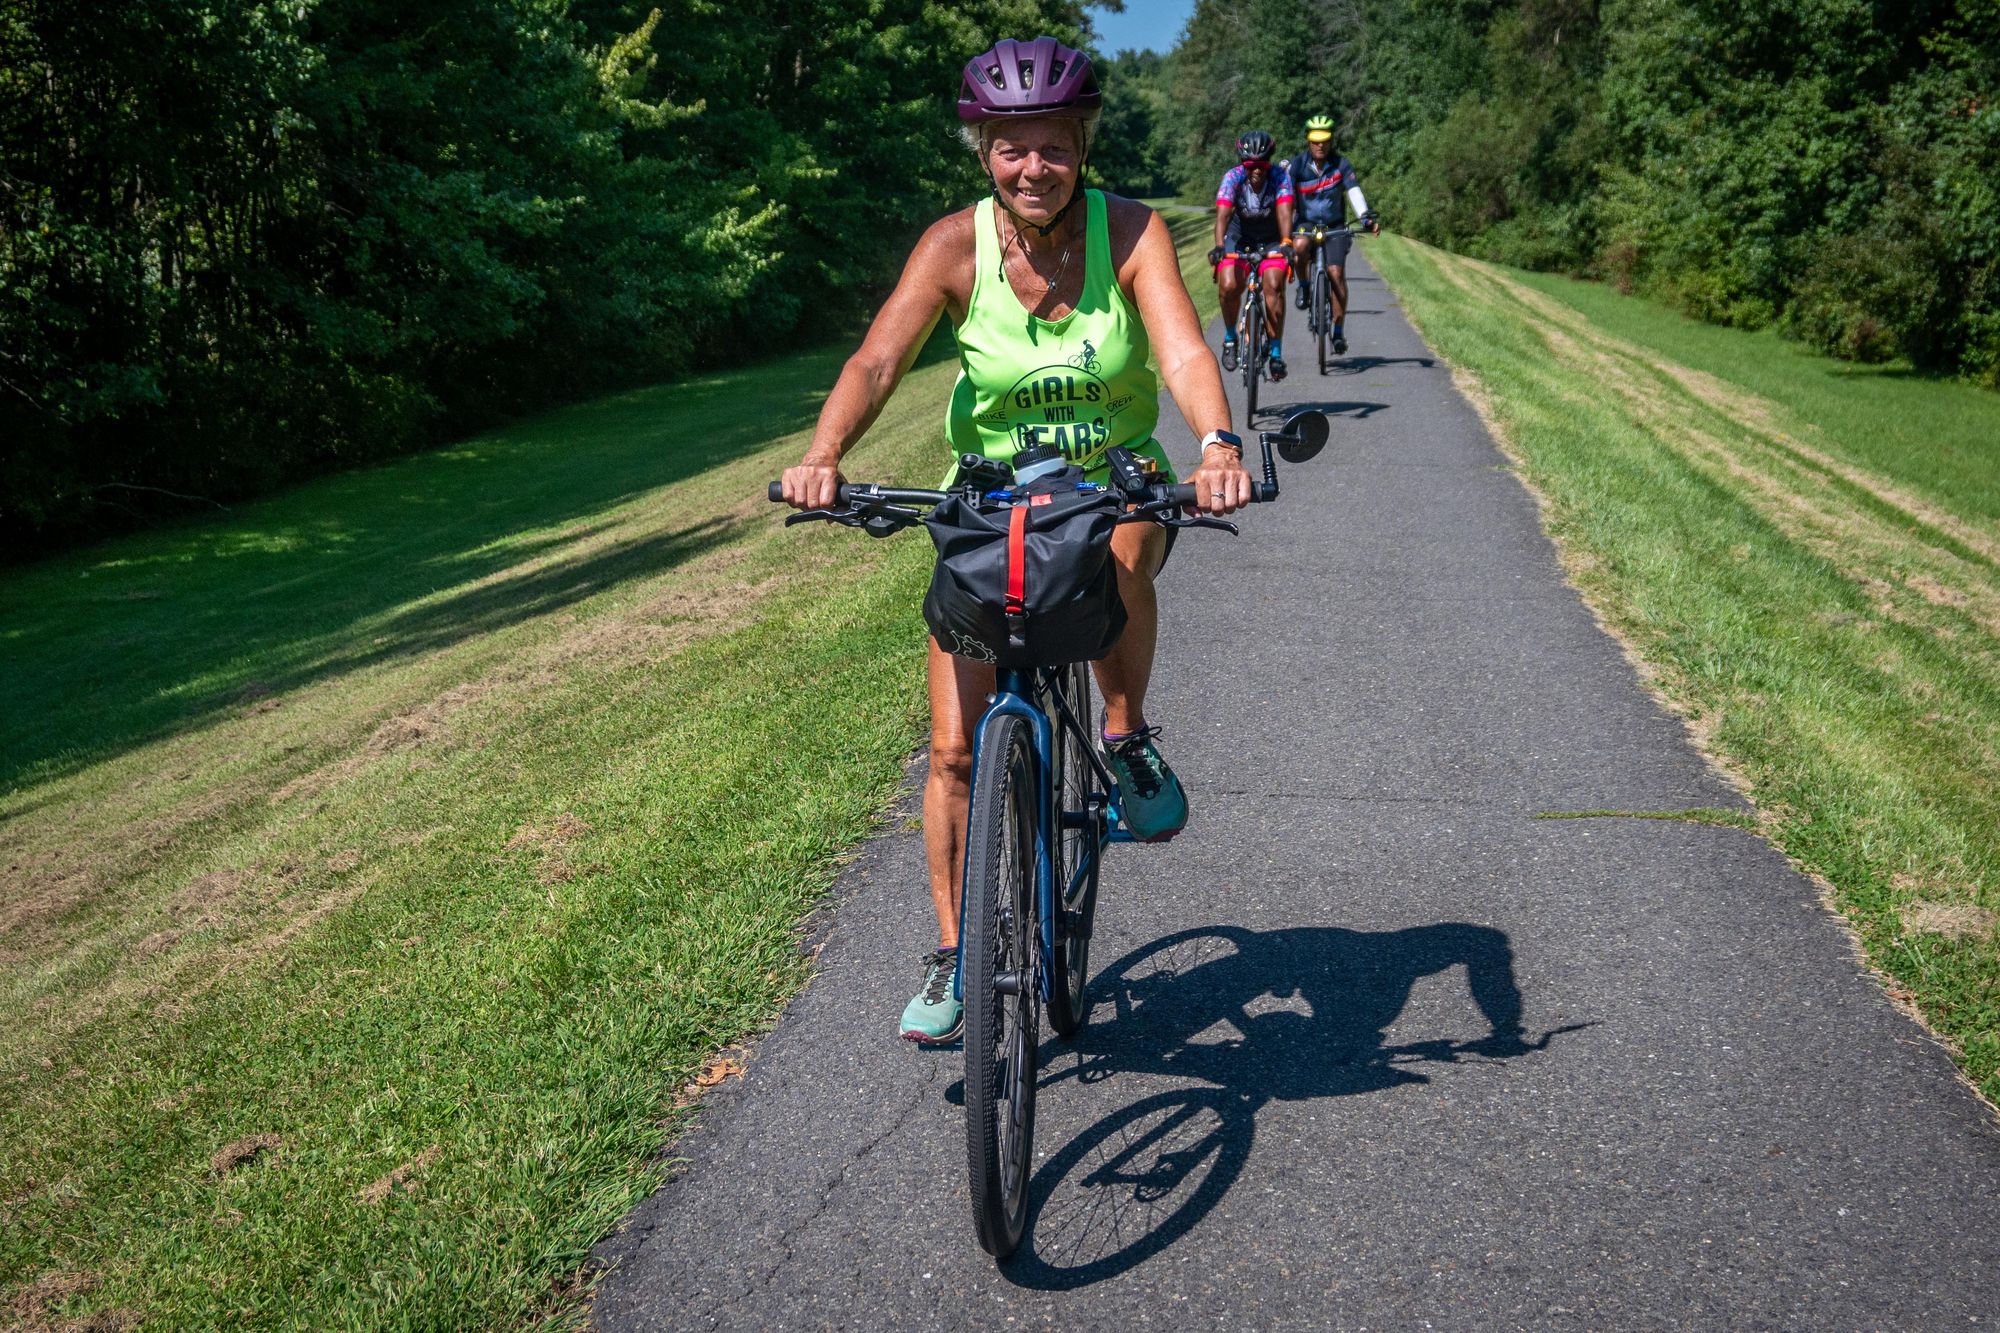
[982, 139, 1091, 239]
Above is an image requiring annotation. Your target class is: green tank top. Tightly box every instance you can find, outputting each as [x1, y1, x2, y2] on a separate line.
[944, 189, 1173, 485]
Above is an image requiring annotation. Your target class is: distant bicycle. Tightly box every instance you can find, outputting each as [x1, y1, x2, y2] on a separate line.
[1225, 245, 1292, 422]
[1295, 214, 1375, 374]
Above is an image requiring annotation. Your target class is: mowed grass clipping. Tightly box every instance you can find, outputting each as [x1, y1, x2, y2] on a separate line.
[0, 334, 957, 1326]
[1370, 234, 2000, 1103]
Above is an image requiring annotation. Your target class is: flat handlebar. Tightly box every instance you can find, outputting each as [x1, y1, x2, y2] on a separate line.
[768, 478, 1272, 510]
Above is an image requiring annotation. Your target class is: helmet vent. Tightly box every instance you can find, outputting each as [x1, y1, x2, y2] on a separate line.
[1049, 58, 1065, 82]
[988, 62, 1004, 88]
[1018, 61, 1034, 91]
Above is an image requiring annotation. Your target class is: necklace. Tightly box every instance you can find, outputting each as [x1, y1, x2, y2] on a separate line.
[995, 205, 1079, 314]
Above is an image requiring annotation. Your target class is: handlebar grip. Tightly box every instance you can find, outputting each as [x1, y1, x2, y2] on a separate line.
[767, 480, 855, 505]
[1162, 482, 1275, 506]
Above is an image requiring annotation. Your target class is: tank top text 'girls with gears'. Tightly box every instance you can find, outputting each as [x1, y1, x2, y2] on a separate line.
[945, 189, 1164, 481]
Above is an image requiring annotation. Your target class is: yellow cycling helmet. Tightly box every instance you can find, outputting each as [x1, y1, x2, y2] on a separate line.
[1305, 114, 1335, 143]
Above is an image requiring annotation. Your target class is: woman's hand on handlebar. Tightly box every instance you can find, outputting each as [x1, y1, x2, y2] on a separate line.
[1189, 444, 1255, 515]
[781, 451, 845, 510]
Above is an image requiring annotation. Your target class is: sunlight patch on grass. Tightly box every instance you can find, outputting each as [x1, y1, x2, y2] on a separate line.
[0, 330, 952, 1327]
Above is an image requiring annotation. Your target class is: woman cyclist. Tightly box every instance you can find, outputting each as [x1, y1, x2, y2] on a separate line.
[1210, 130, 1295, 379]
[778, 37, 1250, 1044]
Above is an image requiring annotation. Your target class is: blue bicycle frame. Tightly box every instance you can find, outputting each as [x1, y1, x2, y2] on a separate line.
[951, 666, 1135, 1005]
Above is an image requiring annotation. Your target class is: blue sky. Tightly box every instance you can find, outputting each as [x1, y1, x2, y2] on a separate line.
[1091, 0, 1196, 56]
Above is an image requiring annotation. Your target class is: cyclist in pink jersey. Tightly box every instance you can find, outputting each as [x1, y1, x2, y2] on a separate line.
[1209, 130, 1295, 379]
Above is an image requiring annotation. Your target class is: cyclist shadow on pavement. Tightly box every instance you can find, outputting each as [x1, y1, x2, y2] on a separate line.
[999, 922, 1590, 1289]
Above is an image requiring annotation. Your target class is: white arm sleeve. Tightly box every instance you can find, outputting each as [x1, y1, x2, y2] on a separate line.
[1347, 185, 1370, 220]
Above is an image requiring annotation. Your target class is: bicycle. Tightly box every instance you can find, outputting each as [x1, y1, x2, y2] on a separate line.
[1294, 215, 1375, 375]
[1224, 245, 1291, 424]
[767, 412, 1330, 1260]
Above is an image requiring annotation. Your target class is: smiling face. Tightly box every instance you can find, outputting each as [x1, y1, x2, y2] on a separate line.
[984, 117, 1085, 227]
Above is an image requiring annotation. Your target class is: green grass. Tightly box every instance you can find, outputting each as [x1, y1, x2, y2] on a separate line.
[0, 324, 961, 1326]
[1370, 234, 2000, 1104]
[1532, 808, 1762, 831]
[0, 208, 1228, 1329]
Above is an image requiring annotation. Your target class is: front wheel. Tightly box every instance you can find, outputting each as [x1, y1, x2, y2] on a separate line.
[1047, 662, 1098, 1039]
[1241, 285, 1262, 423]
[1315, 264, 1332, 376]
[964, 712, 1041, 1258]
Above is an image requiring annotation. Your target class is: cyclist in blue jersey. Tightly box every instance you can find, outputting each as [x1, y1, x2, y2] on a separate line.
[1208, 130, 1294, 380]
[1286, 114, 1376, 355]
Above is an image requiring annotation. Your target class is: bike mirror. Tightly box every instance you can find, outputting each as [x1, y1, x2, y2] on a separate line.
[1276, 409, 1329, 464]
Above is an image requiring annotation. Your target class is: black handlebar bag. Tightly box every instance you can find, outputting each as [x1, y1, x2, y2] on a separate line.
[921, 468, 1127, 669]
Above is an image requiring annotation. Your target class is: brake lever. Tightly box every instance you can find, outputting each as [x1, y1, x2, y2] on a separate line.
[1166, 515, 1240, 535]
[784, 503, 923, 537]
[1114, 501, 1240, 535]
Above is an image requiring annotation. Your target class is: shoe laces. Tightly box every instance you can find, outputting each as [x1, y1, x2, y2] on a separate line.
[920, 948, 956, 1005]
[1106, 726, 1169, 800]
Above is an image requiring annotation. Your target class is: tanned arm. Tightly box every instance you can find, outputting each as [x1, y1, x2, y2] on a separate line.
[780, 215, 967, 509]
[1122, 206, 1254, 514]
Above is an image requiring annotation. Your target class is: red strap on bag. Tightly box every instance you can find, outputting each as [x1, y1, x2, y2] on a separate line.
[1005, 504, 1028, 617]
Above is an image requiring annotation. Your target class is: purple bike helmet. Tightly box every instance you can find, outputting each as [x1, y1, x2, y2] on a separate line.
[957, 36, 1102, 122]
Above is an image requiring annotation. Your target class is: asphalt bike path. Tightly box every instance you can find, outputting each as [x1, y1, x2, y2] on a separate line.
[593, 249, 2000, 1329]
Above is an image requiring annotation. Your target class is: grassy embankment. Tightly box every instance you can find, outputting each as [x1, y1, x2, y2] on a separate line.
[1369, 235, 2000, 1105]
[1, 206, 1218, 1329]
[0, 331, 963, 1325]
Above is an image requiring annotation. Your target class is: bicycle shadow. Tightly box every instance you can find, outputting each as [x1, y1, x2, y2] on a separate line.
[1263, 399, 1390, 422]
[1321, 355, 1435, 375]
[998, 922, 1590, 1288]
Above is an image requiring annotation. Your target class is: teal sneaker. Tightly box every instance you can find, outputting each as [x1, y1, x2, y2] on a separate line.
[899, 948, 963, 1044]
[1102, 726, 1189, 843]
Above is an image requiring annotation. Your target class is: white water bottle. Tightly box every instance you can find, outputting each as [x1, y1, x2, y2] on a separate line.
[1010, 445, 1066, 486]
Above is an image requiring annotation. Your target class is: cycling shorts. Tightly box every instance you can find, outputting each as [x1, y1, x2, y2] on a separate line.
[1216, 250, 1291, 278]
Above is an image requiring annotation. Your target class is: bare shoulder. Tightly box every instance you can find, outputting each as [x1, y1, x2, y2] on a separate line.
[1100, 192, 1160, 267]
[919, 206, 978, 254]
[908, 208, 978, 272]
[909, 206, 978, 314]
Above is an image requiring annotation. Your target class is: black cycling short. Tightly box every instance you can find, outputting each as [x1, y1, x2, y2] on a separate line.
[1224, 221, 1285, 257]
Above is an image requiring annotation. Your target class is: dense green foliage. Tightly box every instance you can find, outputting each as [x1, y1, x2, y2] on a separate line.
[0, 0, 1093, 554]
[1092, 48, 1175, 196]
[1125, 0, 2000, 385]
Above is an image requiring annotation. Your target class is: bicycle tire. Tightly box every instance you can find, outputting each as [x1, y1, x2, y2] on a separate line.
[1242, 282, 1262, 423]
[964, 711, 1040, 1258]
[1315, 260, 1332, 376]
[1047, 662, 1097, 1039]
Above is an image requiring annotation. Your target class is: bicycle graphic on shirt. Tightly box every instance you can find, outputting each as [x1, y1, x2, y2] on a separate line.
[1067, 341, 1100, 373]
